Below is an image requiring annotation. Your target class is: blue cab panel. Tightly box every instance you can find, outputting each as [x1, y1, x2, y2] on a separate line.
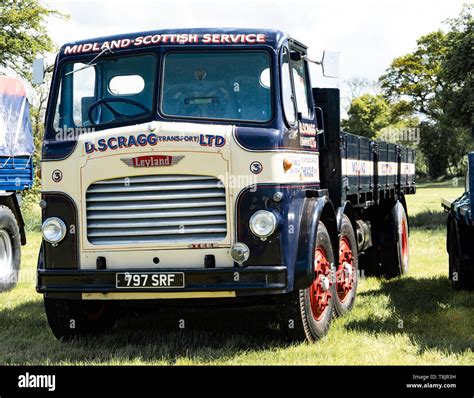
[0, 156, 34, 191]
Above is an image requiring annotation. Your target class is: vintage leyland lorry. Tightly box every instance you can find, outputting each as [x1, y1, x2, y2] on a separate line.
[34, 29, 415, 341]
[0, 75, 34, 292]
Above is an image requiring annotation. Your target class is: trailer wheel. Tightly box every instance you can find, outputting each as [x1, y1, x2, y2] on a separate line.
[0, 206, 21, 292]
[279, 221, 336, 342]
[380, 200, 409, 278]
[44, 297, 116, 341]
[334, 215, 358, 316]
[448, 215, 474, 290]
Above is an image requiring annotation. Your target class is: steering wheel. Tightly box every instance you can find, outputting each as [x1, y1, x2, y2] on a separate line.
[88, 97, 151, 125]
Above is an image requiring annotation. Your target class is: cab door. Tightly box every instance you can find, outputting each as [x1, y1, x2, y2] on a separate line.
[289, 46, 318, 152]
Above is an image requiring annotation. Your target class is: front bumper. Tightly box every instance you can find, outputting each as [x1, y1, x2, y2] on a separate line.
[37, 266, 288, 298]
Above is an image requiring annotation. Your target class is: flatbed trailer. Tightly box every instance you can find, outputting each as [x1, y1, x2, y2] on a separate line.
[316, 88, 415, 278]
[34, 28, 415, 341]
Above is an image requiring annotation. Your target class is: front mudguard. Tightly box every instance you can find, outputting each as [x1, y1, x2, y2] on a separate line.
[293, 195, 337, 290]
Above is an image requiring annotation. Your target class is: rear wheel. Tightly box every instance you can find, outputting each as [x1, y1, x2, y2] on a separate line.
[380, 200, 409, 278]
[278, 221, 336, 342]
[334, 215, 358, 316]
[44, 297, 117, 341]
[0, 206, 21, 292]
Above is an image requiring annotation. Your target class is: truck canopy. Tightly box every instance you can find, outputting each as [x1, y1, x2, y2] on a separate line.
[0, 75, 34, 157]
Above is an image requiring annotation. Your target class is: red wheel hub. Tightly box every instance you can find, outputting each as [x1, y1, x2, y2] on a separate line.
[401, 219, 408, 264]
[309, 248, 332, 320]
[336, 237, 355, 302]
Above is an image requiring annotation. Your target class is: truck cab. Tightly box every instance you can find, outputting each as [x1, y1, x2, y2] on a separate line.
[36, 29, 415, 341]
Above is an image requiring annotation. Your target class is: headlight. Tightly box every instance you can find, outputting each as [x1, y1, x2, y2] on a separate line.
[230, 242, 250, 264]
[249, 210, 277, 239]
[42, 217, 67, 244]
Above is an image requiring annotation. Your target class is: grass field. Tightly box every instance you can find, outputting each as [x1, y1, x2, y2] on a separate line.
[0, 181, 473, 365]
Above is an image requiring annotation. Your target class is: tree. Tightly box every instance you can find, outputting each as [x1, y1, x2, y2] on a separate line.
[345, 77, 380, 100]
[342, 94, 417, 139]
[342, 94, 390, 138]
[379, 30, 448, 120]
[418, 122, 471, 178]
[379, 6, 473, 178]
[342, 77, 380, 113]
[439, 5, 473, 130]
[0, 0, 63, 78]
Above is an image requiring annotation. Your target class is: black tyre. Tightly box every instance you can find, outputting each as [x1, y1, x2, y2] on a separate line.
[380, 200, 409, 278]
[0, 206, 21, 292]
[278, 221, 336, 342]
[448, 214, 474, 290]
[44, 297, 117, 341]
[334, 215, 358, 316]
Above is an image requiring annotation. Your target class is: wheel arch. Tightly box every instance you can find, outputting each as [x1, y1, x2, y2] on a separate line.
[293, 195, 338, 290]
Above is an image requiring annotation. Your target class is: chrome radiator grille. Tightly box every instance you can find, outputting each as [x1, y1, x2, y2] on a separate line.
[86, 175, 227, 245]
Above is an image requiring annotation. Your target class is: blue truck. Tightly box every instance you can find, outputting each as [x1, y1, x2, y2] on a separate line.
[0, 75, 35, 292]
[34, 29, 415, 341]
[442, 152, 474, 290]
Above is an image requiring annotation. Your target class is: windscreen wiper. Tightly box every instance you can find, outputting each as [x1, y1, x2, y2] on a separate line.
[65, 47, 114, 76]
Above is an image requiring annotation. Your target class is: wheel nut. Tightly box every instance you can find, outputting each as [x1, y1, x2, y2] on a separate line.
[320, 275, 330, 291]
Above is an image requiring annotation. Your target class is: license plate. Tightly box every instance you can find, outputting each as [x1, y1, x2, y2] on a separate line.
[116, 272, 185, 288]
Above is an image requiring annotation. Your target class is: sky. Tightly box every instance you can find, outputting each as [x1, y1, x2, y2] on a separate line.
[42, 0, 468, 105]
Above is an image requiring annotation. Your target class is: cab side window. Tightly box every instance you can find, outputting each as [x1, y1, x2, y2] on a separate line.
[291, 56, 312, 119]
[281, 47, 296, 126]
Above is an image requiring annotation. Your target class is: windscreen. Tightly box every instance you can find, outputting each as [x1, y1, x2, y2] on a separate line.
[52, 54, 156, 134]
[161, 51, 272, 122]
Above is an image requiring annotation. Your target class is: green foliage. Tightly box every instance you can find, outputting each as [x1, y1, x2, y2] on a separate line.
[439, 5, 474, 130]
[0, 0, 64, 78]
[342, 94, 390, 138]
[418, 122, 471, 178]
[1, 1, 63, 208]
[378, 6, 473, 178]
[342, 94, 418, 140]
[380, 31, 448, 119]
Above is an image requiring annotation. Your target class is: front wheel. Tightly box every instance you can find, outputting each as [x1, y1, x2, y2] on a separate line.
[44, 297, 117, 341]
[278, 221, 336, 342]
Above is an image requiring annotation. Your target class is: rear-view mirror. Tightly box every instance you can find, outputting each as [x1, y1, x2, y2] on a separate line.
[322, 51, 340, 78]
[32, 58, 45, 85]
